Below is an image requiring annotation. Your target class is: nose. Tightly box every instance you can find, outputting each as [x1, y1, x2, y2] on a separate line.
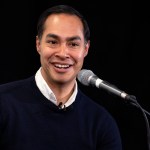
[55, 44, 69, 59]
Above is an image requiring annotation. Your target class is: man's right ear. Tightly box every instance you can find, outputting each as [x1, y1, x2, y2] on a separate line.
[36, 36, 41, 54]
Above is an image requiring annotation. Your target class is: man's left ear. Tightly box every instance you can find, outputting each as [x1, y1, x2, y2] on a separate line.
[84, 40, 90, 57]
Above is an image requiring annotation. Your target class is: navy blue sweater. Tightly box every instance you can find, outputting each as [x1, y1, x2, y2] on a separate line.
[0, 76, 122, 150]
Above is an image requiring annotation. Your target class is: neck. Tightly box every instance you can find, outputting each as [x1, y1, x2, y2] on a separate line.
[40, 68, 76, 104]
[48, 81, 76, 105]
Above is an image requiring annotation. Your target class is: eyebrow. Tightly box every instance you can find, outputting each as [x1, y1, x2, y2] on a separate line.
[46, 33, 81, 41]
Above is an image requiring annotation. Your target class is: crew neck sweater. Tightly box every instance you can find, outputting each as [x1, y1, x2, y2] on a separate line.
[0, 76, 122, 150]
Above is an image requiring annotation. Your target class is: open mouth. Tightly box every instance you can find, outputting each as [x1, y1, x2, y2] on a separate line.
[54, 64, 71, 69]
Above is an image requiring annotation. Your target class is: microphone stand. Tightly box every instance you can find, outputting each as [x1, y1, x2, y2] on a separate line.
[77, 69, 150, 149]
[126, 95, 150, 150]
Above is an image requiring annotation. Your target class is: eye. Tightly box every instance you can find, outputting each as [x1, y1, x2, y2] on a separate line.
[47, 40, 57, 44]
[68, 42, 80, 48]
[47, 40, 59, 48]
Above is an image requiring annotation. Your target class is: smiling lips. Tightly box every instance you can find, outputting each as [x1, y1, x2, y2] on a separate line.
[55, 64, 70, 69]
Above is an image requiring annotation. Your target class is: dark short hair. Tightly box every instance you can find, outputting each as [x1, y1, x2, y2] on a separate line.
[37, 5, 90, 43]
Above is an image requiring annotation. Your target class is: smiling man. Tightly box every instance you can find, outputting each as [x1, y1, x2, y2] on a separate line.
[36, 11, 89, 105]
[0, 5, 122, 150]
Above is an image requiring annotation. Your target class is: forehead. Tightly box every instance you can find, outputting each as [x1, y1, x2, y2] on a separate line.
[43, 14, 84, 38]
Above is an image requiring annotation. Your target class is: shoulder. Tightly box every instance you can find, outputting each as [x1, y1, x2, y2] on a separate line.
[77, 89, 106, 110]
[77, 90, 122, 148]
[77, 89, 114, 118]
[77, 89, 122, 139]
[76, 89, 121, 131]
[0, 76, 35, 93]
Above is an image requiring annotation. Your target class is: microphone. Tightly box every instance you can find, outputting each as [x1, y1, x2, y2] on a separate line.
[77, 69, 150, 148]
[77, 69, 136, 101]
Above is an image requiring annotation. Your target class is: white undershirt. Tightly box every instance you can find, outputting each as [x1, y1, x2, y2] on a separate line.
[35, 67, 77, 108]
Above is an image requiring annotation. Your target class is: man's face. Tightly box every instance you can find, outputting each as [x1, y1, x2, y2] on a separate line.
[36, 13, 90, 86]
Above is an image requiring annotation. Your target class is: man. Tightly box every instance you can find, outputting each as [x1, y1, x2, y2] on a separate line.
[0, 5, 122, 149]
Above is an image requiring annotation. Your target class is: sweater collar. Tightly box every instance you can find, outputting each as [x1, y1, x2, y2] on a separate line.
[35, 67, 77, 108]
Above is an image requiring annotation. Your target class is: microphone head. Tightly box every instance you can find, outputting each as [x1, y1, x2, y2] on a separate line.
[77, 69, 94, 86]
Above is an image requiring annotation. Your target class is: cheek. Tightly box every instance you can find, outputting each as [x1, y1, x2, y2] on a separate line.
[40, 47, 52, 57]
[74, 51, 87, 62]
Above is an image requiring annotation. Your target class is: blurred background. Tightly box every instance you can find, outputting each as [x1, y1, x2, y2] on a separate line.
[0, 0, 150, 149]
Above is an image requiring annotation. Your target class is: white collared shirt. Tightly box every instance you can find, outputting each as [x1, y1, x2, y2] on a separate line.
[35, 68, 77, 108]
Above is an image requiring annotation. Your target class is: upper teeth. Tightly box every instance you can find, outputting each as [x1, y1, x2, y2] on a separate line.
[55, 64, 70, 68]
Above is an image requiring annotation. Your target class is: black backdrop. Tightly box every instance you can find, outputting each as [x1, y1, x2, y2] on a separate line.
[0, 0, 150, 149]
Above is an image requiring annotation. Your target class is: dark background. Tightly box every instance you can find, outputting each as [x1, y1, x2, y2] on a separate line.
[0, 0, 150, 149]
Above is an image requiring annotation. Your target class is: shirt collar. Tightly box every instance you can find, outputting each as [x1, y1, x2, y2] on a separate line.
[35, 67, 77, 108]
